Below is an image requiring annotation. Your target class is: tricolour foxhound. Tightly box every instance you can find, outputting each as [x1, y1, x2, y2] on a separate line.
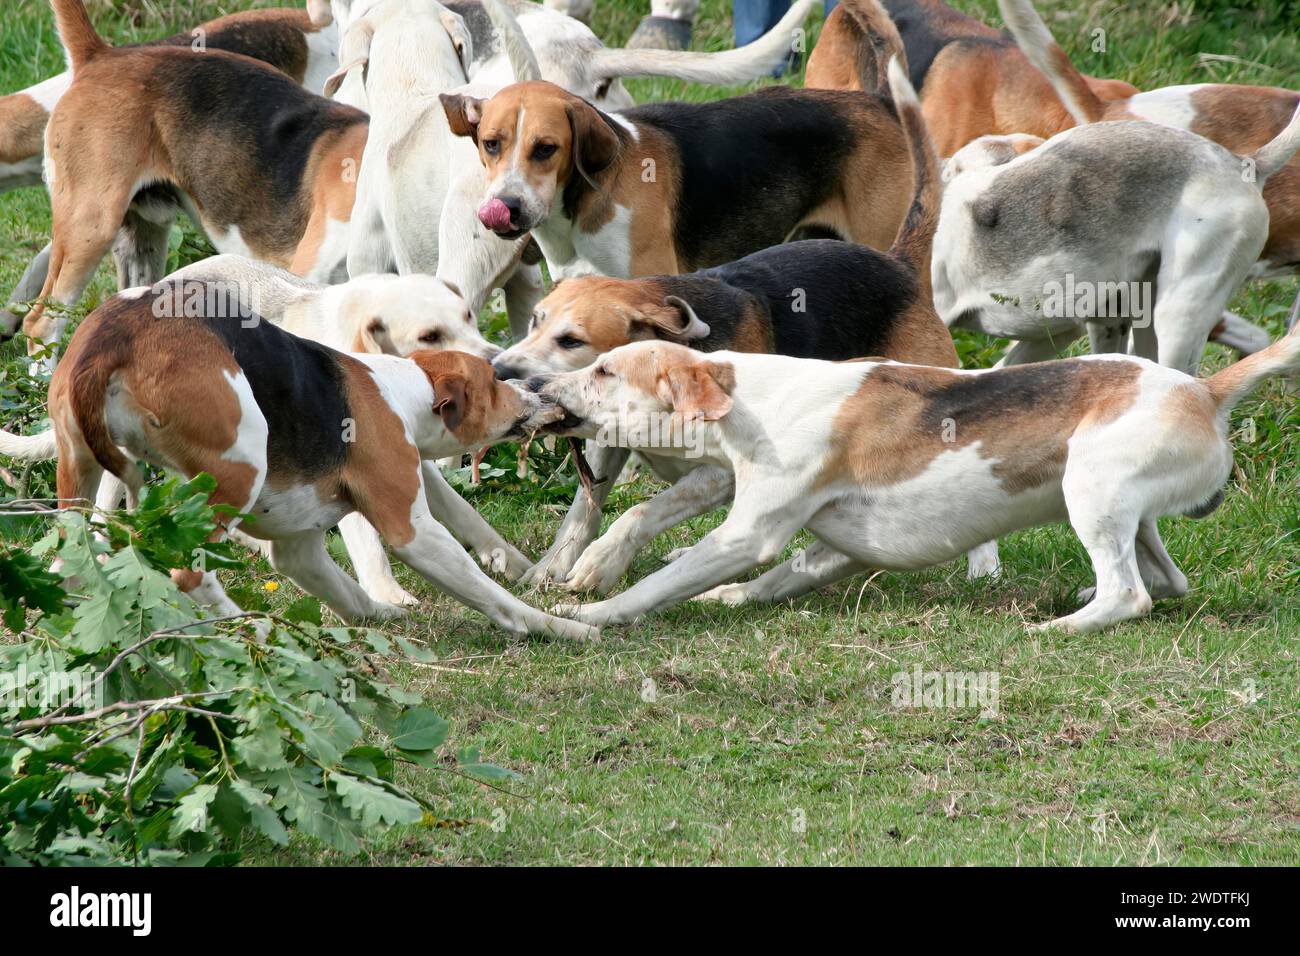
[536, 325, 1300, 633]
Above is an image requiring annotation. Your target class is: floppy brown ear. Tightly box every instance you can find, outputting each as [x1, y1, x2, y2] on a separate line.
[660, 361, 735, 422]
[433, 374, 469, 432]
[638, 295, 712, 342]
[441, 93, 486, 141]
[567, 101, 621, 187]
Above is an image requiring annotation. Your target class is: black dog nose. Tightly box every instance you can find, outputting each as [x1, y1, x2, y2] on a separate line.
[492, 359, 521, 381]
[524, 374, 553, 393]
[501, 196, 523, 225]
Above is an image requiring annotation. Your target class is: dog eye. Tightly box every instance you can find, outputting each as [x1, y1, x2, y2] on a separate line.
[532, 143, 558, 162]
[483, 138, 501, 156]
[419, 330, 441, 344]
[556, 334, 585, 350]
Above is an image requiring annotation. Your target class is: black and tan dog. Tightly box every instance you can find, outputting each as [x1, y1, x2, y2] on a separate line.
[491, 59, 1001, 593]
[24, 0, 366, 357]
[439, 74, 916, 280]
[30, 284, 595, 641]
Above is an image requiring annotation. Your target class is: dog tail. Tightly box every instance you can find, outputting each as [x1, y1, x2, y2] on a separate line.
[590, 0, 818, 85]
[50, 0, 108, 72]
[482, 0, 542, 82]
[1251, 102, 1300, 182]
[0, 426, 58, 461]
[806, 0, 905, 93]
[887, 57, 940, 285]
[1204, 319, 1300, 412]
[998, 0, 1105, 125]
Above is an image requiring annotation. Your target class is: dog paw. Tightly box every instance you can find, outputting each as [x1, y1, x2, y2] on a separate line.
[692, 583, 748, 607]
[564, 549, 628, 595]
[550, 601, 616, 628]
[367, 601, 410, 622]
[521, 547, 580, 589]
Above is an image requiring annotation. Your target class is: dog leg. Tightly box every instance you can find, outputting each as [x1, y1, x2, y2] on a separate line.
[554, 496, 810, 626]
[271, 531, 406, 623]
[1134, 518, 1189, 600]
[337, 512, 421, 607]
[112, 206, 174, 290]
[995, 335, 1072, 368]
[503, 263, 545, 343]
[521, 444, 631, 587]
[563, 465, 735, 595]
[420, 462, 530, 579]
[965, 540, 1001, 579]
[2, 242, 50, 339]
[694, 539, 865, 608]
[1086, 320, 1129, 355]
[1035, 491, 1150, 634]
[389, 506, 598, 641]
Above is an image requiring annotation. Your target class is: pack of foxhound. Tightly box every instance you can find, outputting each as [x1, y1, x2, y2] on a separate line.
[1, 0, 1297, 640]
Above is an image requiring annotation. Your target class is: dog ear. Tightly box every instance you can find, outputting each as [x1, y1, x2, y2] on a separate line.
[439, 10, 474, 78]
[432, 374, 469, 433]
[638, 295, 711, 342]
[441, 93, 486, 142]
[306, 0, 333, 27]
[323, 18, 375, 97]
[357, 317, 400, 355]
[659, 360, 735, 422]
[566, 101, 621, 188]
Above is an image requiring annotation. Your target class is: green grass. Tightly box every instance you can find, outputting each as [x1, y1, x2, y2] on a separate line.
[1, 0, 1298, 865]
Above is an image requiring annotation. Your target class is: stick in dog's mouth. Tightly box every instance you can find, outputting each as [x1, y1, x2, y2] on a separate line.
[567, 437, 606, 501]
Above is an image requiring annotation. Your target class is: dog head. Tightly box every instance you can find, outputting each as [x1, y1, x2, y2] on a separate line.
[536, 340, 735, 445]
[491, 278, 710, 380]
[343, 275, 499, 361]
[322, 0, 473, 101]
[410, 349, 563, 452]
[440, 81, 622, 238]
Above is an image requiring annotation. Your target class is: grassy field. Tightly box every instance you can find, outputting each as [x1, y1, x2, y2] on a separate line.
[1, 0, 1298, 865]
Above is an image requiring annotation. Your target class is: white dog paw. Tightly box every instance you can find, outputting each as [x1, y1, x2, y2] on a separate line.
[692, 583, 748, 607]
[564, 549, 628, 595]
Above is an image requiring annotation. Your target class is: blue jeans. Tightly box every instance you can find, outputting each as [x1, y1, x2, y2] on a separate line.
[735, 0, 838, 60]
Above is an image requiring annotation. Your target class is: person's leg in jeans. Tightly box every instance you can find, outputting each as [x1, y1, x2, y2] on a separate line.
[735, 0, 837, 75]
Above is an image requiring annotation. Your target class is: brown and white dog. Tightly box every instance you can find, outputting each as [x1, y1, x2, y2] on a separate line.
[1, 5, 339, 337]
[537, 327, 1300, 633]
[22, 0, 368, 358]
[26, 285, 596, 641]
[491, 58, 1000, 592]
[438, 77, 917, 280]
[806, 0, 1137, 155]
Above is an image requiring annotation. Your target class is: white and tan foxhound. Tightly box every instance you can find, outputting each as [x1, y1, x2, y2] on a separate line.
[536, 327, 1300, 632]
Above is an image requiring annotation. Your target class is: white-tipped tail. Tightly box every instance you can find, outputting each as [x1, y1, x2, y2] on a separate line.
[1205, 321, 1300, 412]
[482, 0, 542, 82]
[0, 427, 58, 461]
[998, 0, 1105, 125]
[1252, 103, 1300, 181]
[591, 0, 819, 84]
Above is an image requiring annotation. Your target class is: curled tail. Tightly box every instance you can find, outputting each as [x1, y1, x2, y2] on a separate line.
[50, 0, 108, 72]
[0, 426, 58, 461]
[806, 0, 905, 93]
[1204, 321, 1300, 413]
[887, 56, 940, 286]
[1251, 102, 1300, 182]
[590, 0, 818, 85]
[998, 0, 1105, 125]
